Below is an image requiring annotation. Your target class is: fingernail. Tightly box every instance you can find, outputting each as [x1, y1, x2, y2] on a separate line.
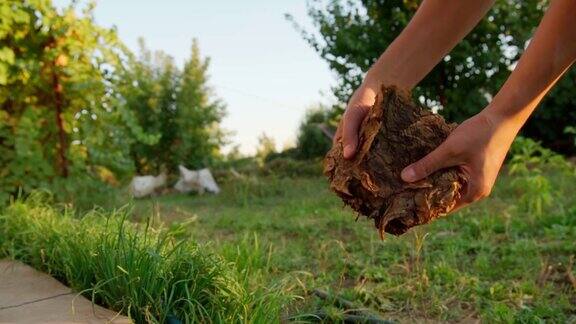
[343, 144, 354, 159]
[401, 167, 416, 182]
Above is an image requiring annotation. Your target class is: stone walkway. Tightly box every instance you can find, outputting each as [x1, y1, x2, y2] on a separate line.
[0, 259, 131, 323]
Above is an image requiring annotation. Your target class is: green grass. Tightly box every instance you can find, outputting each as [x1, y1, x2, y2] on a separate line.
[0, 193, 289, 323]
[2, 139, 576, 323]
[133, 168, 576, 323]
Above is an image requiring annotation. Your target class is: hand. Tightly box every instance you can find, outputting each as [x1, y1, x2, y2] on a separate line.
[334, 83, 378, 159]
[400, 110, 519, 210]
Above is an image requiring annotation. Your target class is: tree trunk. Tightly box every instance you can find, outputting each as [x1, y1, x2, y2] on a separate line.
[52, 60, 68, 178]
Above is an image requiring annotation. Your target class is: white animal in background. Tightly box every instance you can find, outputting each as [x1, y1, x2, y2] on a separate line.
[174, 165, 220, 194]
[130, 173, 167, 198]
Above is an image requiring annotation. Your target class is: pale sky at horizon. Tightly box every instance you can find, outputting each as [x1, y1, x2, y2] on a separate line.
[53, 0, 336, 155]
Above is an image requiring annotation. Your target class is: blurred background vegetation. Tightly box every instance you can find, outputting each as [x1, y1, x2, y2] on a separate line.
[0, 0, 225, 206]
[291, 0, 576, 153]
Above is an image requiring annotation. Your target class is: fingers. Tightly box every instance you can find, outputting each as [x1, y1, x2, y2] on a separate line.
[452, 167, 492, 212]
[459, 175, 492, 205]
[342, 105, 370, 159]
[401, 143, 458, 182]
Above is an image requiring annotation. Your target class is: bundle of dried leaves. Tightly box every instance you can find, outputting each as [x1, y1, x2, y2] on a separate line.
[324, 85, 466, 237]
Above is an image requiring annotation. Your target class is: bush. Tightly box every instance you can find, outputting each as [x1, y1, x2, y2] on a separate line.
[214, 155, 323, 183]
[0, 194, 284, 323]
[47, 175, 128, 212]
[264, 147, 299, 162]
[508, 136, 575, 217]
[294, 106, 334, 160]
[262, 158, 323, 178]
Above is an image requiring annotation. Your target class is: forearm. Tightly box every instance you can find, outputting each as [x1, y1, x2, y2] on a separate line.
[365, 0, 495, 89]
[486, 0, 576, 128]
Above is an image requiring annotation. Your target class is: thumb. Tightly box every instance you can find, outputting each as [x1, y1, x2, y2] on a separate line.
[342, 105, 370, 159]
[401, 145, 456, 182]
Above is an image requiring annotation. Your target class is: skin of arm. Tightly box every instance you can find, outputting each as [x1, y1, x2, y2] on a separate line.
[401, 0, 576, 210]
[336, 0, 496, 158]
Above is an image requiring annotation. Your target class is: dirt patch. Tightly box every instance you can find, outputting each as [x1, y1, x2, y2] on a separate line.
[324, 85, 466, 237]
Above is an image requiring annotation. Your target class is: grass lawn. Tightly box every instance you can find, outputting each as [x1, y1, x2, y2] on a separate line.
[133, 169, 576, 323]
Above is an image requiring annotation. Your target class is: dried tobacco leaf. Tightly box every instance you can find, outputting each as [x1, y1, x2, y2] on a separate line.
[324, 85, 466, 237]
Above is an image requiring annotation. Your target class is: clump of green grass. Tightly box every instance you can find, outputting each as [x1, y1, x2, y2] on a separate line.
[0, 193, 287, 323]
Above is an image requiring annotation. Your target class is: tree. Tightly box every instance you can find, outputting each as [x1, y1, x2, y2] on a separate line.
[522, 70, 576, 153]
[121, 39, 226, 174]
[120, 40, 177, 174]
[0, 0, 137, 202]
[175, 40, 227, 170]
[0, 0, 227, 205]
[293, 0, 576, 153]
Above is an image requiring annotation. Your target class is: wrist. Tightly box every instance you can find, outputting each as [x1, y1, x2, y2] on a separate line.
[482, 101, 527, 133]
[480, 106, 524, 148]
[364, 56, 415, 90]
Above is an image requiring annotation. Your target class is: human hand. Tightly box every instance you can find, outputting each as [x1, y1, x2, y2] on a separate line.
[334, 83, 378, 159]
[400, 110, 520, 210]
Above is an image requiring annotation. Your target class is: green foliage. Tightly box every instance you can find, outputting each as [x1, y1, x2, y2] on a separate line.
[175, 41, 227, 170]
[47, 174, 126, 212]
[522, 68, 576, 154]
[295, 105, 333, 159]
[262, 157, 323, 178]
[565, 126, 576, 148]
[509, 136, 573, 174]
[0, 194, 286, 323]
[264, 147, 300, 162]
[0, 0, 140, 202]
[120, 39, 226, 174]
[294, 0, 576, 153]
[508, 136, 574, 217]
[255, 133, 277, 164]
[212, 157, 261, 182]
[0, 1, 226, 204]
[266, 105, 334, 164]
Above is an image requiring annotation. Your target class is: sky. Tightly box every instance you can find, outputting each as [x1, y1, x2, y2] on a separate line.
[53, 0, 336, 155]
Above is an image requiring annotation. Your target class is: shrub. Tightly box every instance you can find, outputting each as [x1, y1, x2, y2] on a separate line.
[264, 147, 299, 162]
[47, 175, 128, 212]
[262, 158, 323, 178]
[508, 137, 575, 217]
[295, 106, 334, 160]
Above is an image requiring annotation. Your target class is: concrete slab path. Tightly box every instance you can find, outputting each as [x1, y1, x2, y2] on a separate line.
[0, 259, 131, 323]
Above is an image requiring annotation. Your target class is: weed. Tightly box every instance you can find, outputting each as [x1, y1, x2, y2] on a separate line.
[508, 136, 574, 217]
